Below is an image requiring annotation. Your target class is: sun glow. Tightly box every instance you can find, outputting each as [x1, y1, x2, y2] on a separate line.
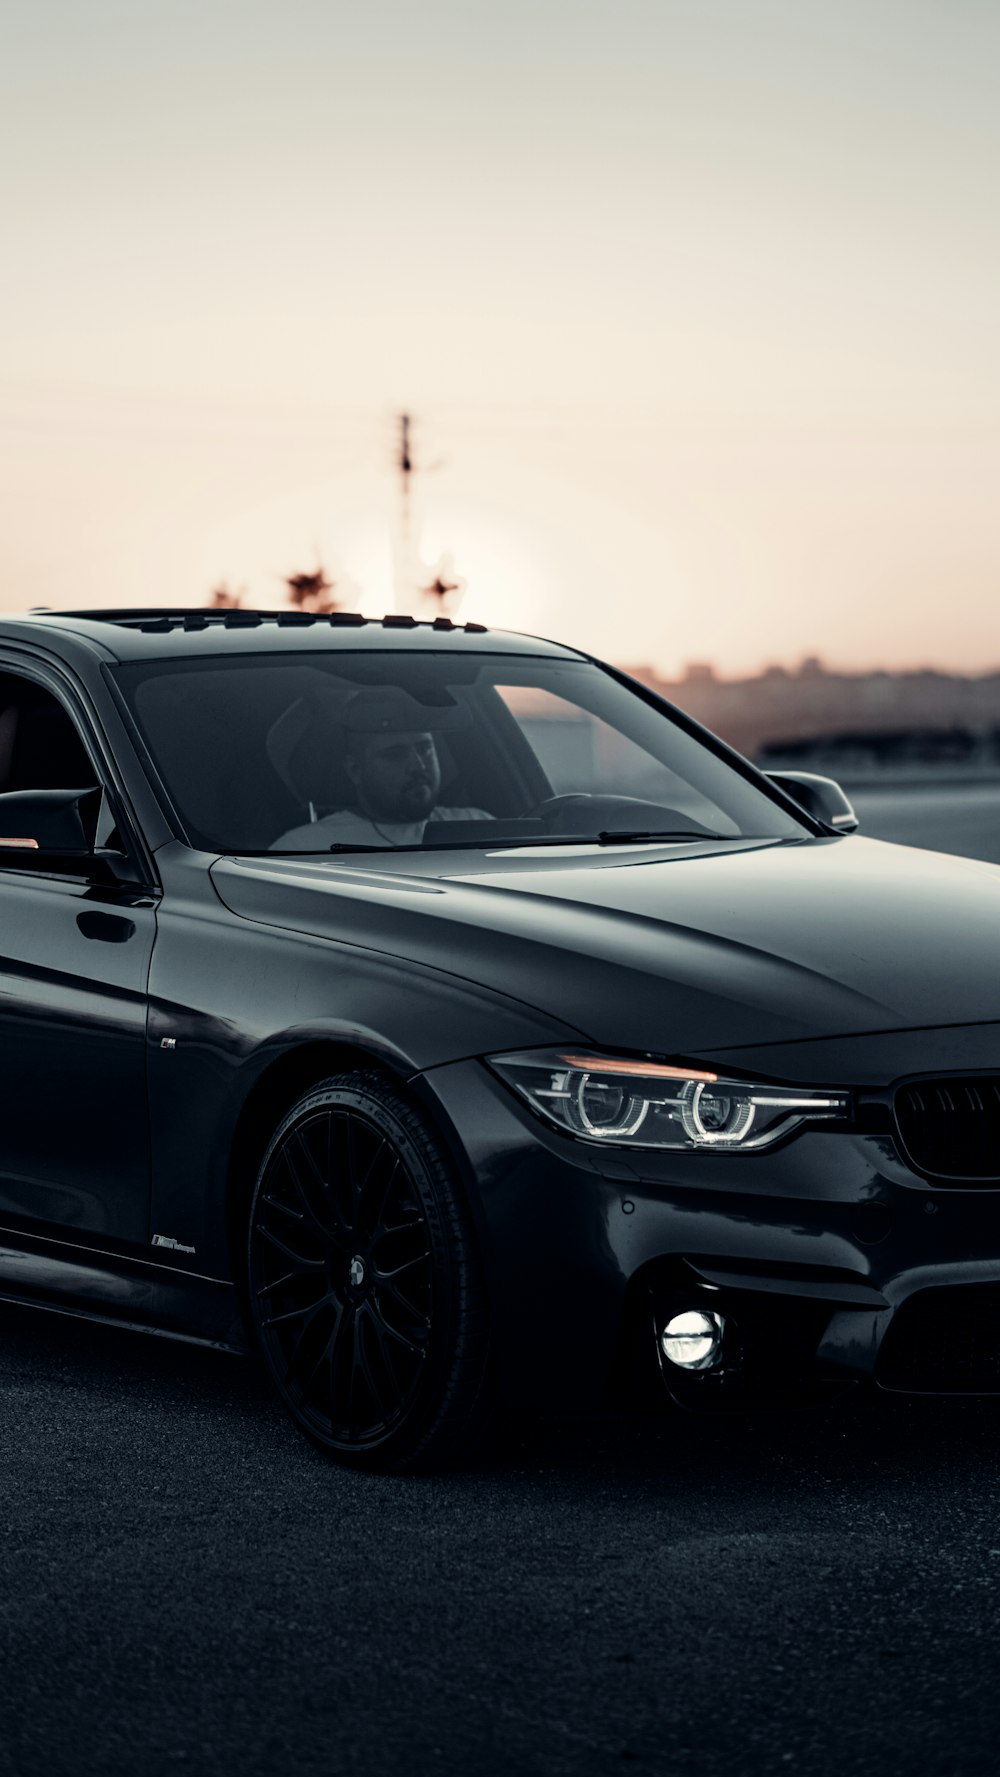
[193, 476, 556, 629]
[190, 446, 698, 662]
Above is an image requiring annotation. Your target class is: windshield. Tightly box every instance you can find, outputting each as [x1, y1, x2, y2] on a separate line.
[112, 651, 806, 853]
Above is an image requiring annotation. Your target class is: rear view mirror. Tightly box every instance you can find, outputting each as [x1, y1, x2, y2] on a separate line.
[0, 786, 103, 855]
[766, 770, 859, 833]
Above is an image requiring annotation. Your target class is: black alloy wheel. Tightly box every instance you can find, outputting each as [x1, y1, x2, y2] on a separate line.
[248, 1071, 489, 1471]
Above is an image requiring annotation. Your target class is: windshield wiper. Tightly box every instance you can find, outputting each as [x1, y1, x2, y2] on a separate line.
[233, 844, 395, 856]
[326, 843, 398, 854]
[416, 830, 729, 852]
[247, 832, 750, 859]
[416, 834, 631, 852]
[595, 828, 726, 845]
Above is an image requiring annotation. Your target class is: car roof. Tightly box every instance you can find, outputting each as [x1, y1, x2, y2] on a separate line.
[0, 609, 585, 666]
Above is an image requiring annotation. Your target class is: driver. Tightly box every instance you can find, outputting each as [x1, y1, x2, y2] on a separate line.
[270, 687, 491, 849]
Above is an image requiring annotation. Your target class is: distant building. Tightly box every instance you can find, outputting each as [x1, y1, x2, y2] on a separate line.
[621, 661, 1000, 765]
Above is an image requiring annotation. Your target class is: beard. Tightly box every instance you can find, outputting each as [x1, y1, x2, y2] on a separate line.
[394, 778, 436, 818]
[369, 772, 439, 822]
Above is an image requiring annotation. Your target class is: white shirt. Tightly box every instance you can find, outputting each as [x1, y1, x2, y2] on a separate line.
[270, 806, 492, 850]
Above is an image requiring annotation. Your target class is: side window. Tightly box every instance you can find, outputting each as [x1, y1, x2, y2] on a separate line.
[0, 670, 115, 873]
[0, 671, 98, 796]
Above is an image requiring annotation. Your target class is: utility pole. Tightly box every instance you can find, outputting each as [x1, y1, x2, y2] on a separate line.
[395, 412, 414, 613]
[392, 411, 464, 616]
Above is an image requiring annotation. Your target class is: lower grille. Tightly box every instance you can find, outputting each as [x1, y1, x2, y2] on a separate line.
[878, 1285, 1000, 1392]
[894, 1076, 1000, 1182]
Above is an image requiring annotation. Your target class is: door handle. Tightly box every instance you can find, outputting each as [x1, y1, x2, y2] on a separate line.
[76, 911, 136, 944]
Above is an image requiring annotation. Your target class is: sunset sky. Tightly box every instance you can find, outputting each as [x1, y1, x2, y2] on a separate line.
[1, 0, 998, 675]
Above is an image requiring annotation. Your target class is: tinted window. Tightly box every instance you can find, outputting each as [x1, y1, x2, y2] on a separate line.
[0, 672, 96, 795]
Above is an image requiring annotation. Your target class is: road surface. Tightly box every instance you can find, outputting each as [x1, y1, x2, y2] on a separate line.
[850, 778, 1000, 865]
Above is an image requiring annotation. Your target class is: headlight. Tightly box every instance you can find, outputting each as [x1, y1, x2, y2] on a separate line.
[487, 1049, 849, 1152]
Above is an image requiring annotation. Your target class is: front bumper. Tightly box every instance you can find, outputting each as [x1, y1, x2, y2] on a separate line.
[417, 1057, 1000, 1412]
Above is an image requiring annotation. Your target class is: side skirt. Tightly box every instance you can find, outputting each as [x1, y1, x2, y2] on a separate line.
[0, 1224, 249, 1353]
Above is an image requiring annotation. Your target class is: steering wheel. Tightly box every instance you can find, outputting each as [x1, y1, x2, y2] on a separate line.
[520, 793, 598, 833]
[520, 792, 718, 839]
[522, 792, 592, 816]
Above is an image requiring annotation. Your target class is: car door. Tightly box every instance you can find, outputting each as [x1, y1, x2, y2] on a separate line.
[0, 662, 157, 1244]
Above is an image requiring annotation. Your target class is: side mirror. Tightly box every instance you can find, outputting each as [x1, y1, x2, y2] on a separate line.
[0, 786, 103, 856]
[766, 770, 859, 834]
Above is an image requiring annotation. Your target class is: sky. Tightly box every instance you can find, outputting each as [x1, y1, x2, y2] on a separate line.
[1, 0, 998, 675]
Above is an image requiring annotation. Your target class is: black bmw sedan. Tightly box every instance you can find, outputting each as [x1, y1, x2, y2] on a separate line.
[1, 605, 998, 1469]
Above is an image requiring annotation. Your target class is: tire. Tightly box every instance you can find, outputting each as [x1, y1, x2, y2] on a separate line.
[247, 1071, 490, 1472]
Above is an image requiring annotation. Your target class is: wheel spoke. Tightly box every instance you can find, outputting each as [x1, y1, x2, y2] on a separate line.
[257, 1223, 327, 1271]
[347, 1115, 365, 1230]
[374, 1276, 431, 1326]
[261, 1291, 330, 1331]
[329, 1301, 351, 1364]
[284, 1298, 340, 1400]
[376, 1250, 430, 1282]
[283, 1127, 350, 1246]
[290, 1122, 332, 1194]
[355, 1308, 393, 1425]
[260, 1193, 305, 1226]
[376, 1217, 424, 1241]
[369, 1301, 426, 1358]
[327, 1112, 361, 1236]
[371, 1244, 432, 1327]
[363, 1305, 406, 1411]
[255, 1266, 299, 1298]
[357, 1145, 400, 1242]
[293, 1303, 342, 1404]
[342, 1310, 363, 1433]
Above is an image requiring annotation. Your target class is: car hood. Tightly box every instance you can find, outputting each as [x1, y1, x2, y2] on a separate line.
[211, 834, 1000, 1059]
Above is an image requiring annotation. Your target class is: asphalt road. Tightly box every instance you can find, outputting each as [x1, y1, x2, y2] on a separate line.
[851, 778, 1000, 865]
[3, 1302, 1000, 1777]
[4, 784, 1000, 1777]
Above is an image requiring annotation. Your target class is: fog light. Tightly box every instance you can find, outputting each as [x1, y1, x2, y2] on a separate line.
[660, 1309, 725, 1371]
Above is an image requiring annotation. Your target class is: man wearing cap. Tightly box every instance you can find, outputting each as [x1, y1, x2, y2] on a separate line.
[270, 686, 491, 850]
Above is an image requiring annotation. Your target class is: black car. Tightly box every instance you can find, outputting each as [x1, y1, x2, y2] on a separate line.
[1, 606, 999, 1470]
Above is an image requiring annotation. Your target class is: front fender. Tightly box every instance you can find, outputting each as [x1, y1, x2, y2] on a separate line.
[146, 849, 583, 1276]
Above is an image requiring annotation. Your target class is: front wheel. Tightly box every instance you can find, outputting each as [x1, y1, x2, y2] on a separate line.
[247, 1072, 489, 1471]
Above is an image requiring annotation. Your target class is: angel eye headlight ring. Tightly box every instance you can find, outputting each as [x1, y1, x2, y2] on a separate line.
[572, 1072, 649, 1138]
[679, 1080, 756, 1145]
[487, 1049, 850, 1154]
